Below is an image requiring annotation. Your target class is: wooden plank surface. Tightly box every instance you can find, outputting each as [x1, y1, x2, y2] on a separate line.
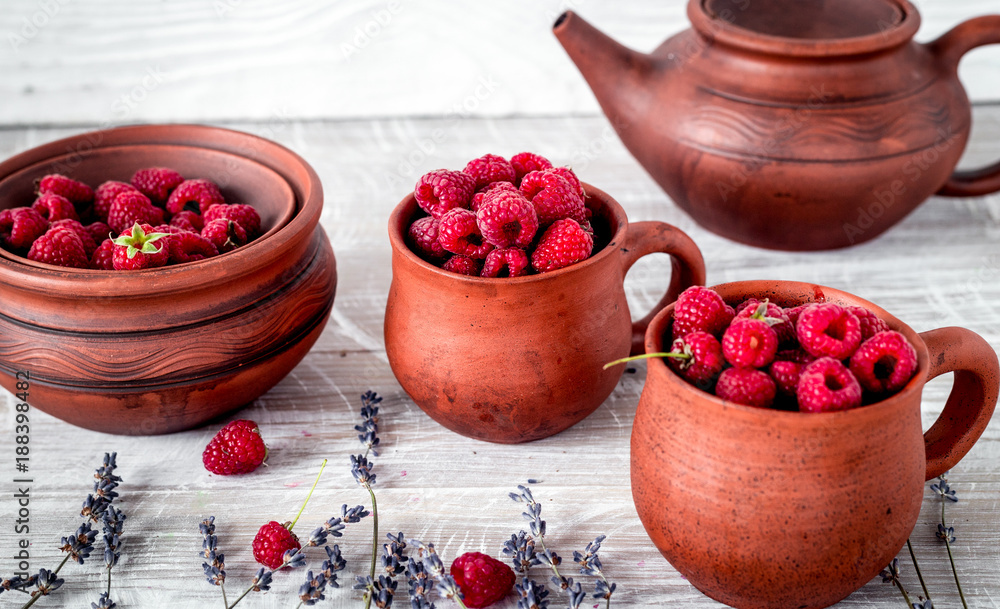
[0, 110, 999, 607]
[0, 0, 999, 126]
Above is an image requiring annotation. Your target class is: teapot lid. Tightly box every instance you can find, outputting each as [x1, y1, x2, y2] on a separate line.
[691, 0, 920, 57]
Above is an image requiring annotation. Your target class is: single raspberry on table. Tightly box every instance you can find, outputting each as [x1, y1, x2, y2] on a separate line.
[407, 216, 447, 260]
[450, 552, 515, 608]
[414, 169, 476, 218]
[509, 152, 553, 185]
[481, 247, 529, 278]
[111, 223, 170, 270]
[722, 318, 778, 368]
[797, 357, 863, 412]
[0, 207, 48, 251]
[849, 330, 918, 394]
[168, 231, 219, 264]
[50, 219, 97, 256]
[107, 191, 164, 234]
[442, 255, 482, 276]
[463, 154, 516, 191]
[252, 521, 301, 570]
[471, 181, 519, 213]
[90, 239, 115, 270]
[203, 203, 261, 239]
[845, 305, 891, 341]
[201, 219, 248, 253]
[519, 169, 586, 227]
[37, 173, 94, 208]
[769, 349, 815, 396]
[32, 192, 79, 222]
[131, 167, 184, 206]
[671, 286, 735, 340]
[715, 367, 776, 409]
[476, 189, 538, 248]
[666, 331, 725, 387]
[438, 208, 494, 259]
[202, 419, 268, 475]
[166, 179, 225, 215]
[94, 181, 140, 222]
[796, 303, 862, 360]
[531, 218, 593, 273]
[170, 210, 204, 232]
[26, 225, 90, 268]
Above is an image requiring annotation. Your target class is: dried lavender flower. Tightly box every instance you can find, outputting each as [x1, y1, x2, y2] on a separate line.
[503, 531, 540, 574]
[298, 570, 328, 605]
[880, 558, 901, 585]
[406, 556, 436, 608]
[931, 476, 958, 503]
[91, 592, 117, 608]
[352, 454, 377, 486]
[60, 522, 98, 565]
[409, 539, 464, 603]
[33, 568, 64, 595]
[251, 567, 272, 592]
[515, 577, 550, 609]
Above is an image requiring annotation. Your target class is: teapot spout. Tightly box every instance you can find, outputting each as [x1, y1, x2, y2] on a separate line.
[553, 11, 656, 128]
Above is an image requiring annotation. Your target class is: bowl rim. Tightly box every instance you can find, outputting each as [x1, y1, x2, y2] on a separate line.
[0, 124, 323, 297]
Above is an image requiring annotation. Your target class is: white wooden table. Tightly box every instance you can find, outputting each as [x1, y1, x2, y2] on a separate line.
[1, 109, 999, 608]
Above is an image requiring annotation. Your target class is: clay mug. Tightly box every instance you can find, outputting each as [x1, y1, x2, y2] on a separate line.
[555, 1, 1000, 250]
[631, 281, 999, 609]
[384, 184, 705, 443]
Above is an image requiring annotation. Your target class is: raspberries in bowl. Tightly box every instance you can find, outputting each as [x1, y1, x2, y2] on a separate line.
[403, 153, 602, 277]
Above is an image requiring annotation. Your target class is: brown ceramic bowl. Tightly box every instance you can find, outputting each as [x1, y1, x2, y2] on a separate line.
[630, 281, 999, 609]
[0, 125, 336, 435]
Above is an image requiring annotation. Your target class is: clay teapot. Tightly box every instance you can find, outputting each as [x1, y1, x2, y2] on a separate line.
[555, 0, 1000, 250]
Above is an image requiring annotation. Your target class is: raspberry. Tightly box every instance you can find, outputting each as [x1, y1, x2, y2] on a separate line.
[203, 203, 262, 239]
[438, 208, 494, 259]
[26, 225, 89, 269]
[90, 239, 115, 270]
[202, 419, 268, 475]
[201, 219, 248, 253]
[168, 230, 219, 264]
[797, 357, 862, 412]
[111, 223, 170, 270]
[84, 221, 113, 245]
[509, 152, 553, 185]
[166, 179, 225, 215]
[768, 349, 815, 396]
[471, 182, 519, 213]
[550, 166, 585, 198]
[735, 299, 794, 344]
[450, 552, 515, 609]
[519, 169, 587, 226]
[414, 169, 476, 218]
[170, 210, 204, 232]
[672, 286, 735, 340]
[50, 219, 97, 256]
[845, 305, 891, 341]
[252, 521, 301, 569]
[530, 218, 593, 273]
[0, 207, 48, 251]
[715, 367, 776, 409]
[94, 181, 140, 223]
[796, 303, 862, 360]
[722, 318, 778, 368]
[107, 191, 164, 234]
[463, 154, 516, 191]
[32, 192, 79, 222]
[442, 255, 482, 276]
[849, 331, 918, 394]
[476, 189, 538, 248]
[37, 173, 94, 207]
[131, 167, 184, 206]
[481, 247, 530, 278]
[784, 304, 808, 327]
[666, 331, 725, 386]
[407, 216, 447, 260]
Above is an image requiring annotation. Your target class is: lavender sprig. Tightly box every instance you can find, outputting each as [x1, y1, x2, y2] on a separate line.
[409, 539, 468, 609]
[932, 474, 967, 609]
[573, 536, 616, 609]
[352, 392, 384, 609]
[405, 556, 436, 609]
[880, 557, 913, 608]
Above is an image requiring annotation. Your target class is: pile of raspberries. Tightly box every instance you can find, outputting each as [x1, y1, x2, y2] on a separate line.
[406, 152, 596, 277]
[0, 168, 261, 270]
[665, 286, 919, 412]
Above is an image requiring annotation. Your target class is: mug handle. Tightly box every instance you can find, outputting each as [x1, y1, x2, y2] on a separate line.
[621, 221, 706, 355]
[930, 15, 1000, 197]
[919, 327, 1000, 480]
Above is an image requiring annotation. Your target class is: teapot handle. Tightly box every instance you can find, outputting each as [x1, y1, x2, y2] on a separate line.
[930, 15, 1000, 197]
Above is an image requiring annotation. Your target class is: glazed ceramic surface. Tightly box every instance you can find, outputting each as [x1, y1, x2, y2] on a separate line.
[384, 185, 705, 443]
[631, 281, 999, 609]
[555, 0, 1000, 250]
[0, 125, 336, 435]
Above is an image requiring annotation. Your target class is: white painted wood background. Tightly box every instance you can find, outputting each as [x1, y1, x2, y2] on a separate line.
[0, 0, 999, 126]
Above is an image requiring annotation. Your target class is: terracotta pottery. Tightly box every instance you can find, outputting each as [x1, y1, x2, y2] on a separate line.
[631, 281, 999, 609]
[0, 125, 336, 435]
[554, 1, 1000, 250]
[384, 184, 705, 443]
